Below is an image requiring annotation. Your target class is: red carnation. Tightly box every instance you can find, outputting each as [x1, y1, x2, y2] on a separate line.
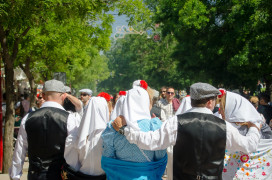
[140, 80, 148, 90]
[119, 91, 126, 96]
[97, 92, 111, 101]
[218, 89, 226, 98]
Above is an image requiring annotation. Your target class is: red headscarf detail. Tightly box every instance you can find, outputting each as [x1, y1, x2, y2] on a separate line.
[97, 92, 111, 101]
[218, 89, 226, 99]
[140, 80, 148, 90]
[119, 91, 126, 96]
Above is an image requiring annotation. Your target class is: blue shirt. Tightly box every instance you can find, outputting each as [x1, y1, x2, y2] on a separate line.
[102, 117, 166, 163]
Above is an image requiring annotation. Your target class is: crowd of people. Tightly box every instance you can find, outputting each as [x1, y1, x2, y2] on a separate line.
[7, 79, 272, 180]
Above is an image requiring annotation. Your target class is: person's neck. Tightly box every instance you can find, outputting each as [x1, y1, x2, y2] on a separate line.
[167, 98, 173, 103]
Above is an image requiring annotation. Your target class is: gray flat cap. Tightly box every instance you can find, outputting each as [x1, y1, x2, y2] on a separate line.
[79, 89, 92, 95]
[64, 86, 71, 93]
[43, 79, 65, 93]
[190, 82, 220, 100]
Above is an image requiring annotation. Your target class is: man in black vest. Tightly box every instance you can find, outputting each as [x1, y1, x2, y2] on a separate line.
[9, 79, 76, 180]
[113, 82, 261, 180]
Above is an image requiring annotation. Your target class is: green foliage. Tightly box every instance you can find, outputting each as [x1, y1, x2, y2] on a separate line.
[98, 29, 191, 94]
[151, 0, 272, 90]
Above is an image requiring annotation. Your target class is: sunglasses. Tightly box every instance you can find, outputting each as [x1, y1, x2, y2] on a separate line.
[80, 94, 88, 96]
[38, 97, 43, 99]
[167, 92, 175, 95]
[161, 91, 166, 93]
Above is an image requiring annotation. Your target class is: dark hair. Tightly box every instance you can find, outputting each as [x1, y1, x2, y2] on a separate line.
[63, 98, 76, 112]
[112, 93, 119, 108]
[24, 94, 29, 99]
[160, 86, 167, 92]
[259, 93, 270, 103]
[166, 87, 175, 91]
[191, 96, 217, 107]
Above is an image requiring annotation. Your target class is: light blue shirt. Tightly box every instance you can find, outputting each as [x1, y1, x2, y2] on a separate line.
[102, 117, 166, 163]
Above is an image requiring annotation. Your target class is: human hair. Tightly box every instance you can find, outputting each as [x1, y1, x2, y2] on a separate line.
[259, 93, 270, 103]
[250, 96, 259, 108]
[160, 86, 167, 92]
[166, 87, 175, 91]
[191, 96, 217, 107]
[63, 98, 76, 112]
[112, 93, 119, 108]
[24, 94, 29, 100]
[147, 87, 154, 105]
[219, 94, 226, 114]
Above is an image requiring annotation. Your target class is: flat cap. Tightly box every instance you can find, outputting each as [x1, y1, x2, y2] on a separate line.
[79, 89, 92, 95]
[43, 79, 65, 93]
[190, 82, 220, 100]
[64, 86, 71, 93]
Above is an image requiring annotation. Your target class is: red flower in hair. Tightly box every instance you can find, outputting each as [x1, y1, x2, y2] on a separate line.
[97, 92, 111, 101]
[140, 80, 148, 90]
[119, 91, 126, 96]
[218, 89, 226, 98]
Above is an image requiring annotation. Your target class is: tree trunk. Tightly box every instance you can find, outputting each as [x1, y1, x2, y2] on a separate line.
[29, 76, 36, 108]
[3, 61, 15, 173]
[20, 57, 36, 108]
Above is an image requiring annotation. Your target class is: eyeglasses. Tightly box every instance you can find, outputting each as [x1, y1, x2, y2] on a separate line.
[80, 94, 88, 96]
[167, 92, 175, 95]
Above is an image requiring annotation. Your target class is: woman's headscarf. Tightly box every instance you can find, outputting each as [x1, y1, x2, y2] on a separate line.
[175, 96, 191, 115]
[121, 86, 151, 130]
[225, 91, 262, 125]
[110, 95, 126, 121]
[77, 97, 109, 149]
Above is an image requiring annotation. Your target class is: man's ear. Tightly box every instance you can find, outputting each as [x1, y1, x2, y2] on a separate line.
[206, 99, 214, 110]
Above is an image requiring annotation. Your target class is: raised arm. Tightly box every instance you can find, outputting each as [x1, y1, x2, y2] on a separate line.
[226, 121, 261, 154]
[122, 116, 178, 151]
[66, 94, 82, 112]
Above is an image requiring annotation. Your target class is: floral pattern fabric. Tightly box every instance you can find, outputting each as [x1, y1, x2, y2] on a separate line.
[223, 139, 272, 180]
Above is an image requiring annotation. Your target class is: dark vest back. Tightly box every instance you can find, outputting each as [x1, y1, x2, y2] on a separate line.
[173, 112, 226, 180]
[25, 107, 69, 176]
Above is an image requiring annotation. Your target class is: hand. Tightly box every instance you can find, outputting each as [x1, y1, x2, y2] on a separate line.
[112, 115, 126, 131]
[246, 122, 261, 131]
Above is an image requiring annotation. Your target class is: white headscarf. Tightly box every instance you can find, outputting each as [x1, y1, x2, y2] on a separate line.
[110, 95, 126, 120]
[225, 91, 262, 125]
[77, 97, 109, 149]
[121, 86, 151, 130]
[175, 96, 192, 115]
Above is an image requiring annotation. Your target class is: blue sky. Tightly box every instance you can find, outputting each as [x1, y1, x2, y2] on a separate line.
[111, 13, 128, 38]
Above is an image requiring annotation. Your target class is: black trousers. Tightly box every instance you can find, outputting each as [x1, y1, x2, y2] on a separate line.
[28, 170, 62, 180]
[61, 163, 106, 180]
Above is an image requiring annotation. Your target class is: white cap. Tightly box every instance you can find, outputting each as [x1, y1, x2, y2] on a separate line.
[79, 89, 92, 95]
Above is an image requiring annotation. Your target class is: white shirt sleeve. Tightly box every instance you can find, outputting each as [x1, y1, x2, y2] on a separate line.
[124, 116, 178, 150]
[9, 115, 29, 180]
[64, 113, 81, 171]
[226, 121, 260, 154]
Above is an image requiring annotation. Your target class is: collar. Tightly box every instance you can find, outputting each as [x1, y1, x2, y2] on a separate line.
[41, 101, 65, 111]
[186, 107, 213, 114]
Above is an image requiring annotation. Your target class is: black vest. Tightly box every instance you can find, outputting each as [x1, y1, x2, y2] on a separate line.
[173, 112, 226, 180]
[25, 107, 69, 178]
